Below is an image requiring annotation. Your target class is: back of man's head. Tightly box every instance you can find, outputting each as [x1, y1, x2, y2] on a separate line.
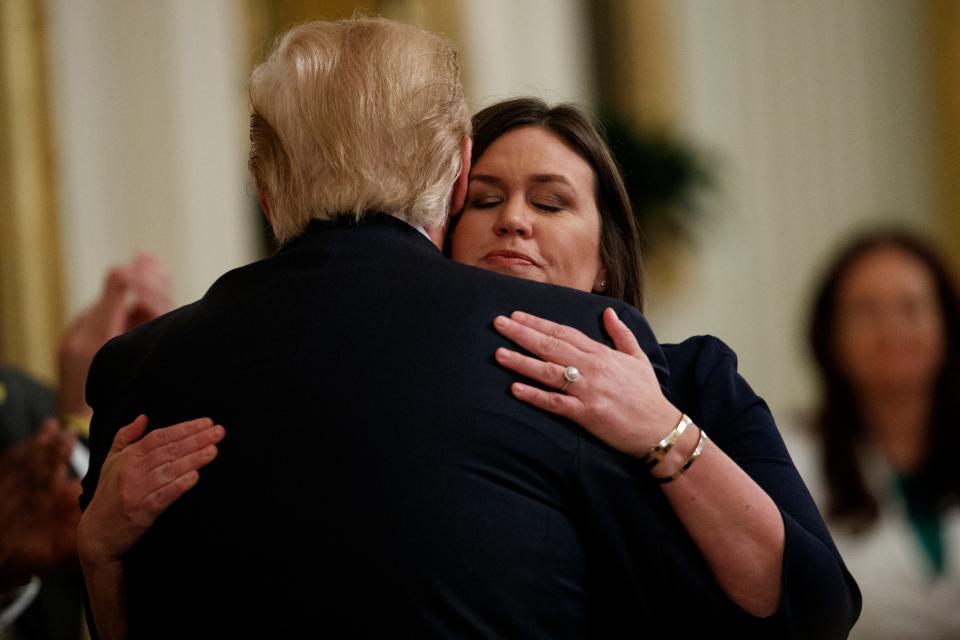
[249, 17, 470, 244]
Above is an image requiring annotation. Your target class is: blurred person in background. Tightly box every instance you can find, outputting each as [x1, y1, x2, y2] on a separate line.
[806, 229, 960, 639]
[0, 255, 171, 640]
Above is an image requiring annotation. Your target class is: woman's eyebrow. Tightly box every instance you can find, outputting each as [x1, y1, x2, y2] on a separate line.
[469, 174, 505, 186]
[529, 174, 572, 186]
[469, 173, 573, 187]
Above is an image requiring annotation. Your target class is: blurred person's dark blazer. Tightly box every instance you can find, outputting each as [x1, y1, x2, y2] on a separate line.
[80, 214, 859, 639]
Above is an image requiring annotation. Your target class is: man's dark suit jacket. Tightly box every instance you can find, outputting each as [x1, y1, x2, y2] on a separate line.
[80, 214, 859, 638]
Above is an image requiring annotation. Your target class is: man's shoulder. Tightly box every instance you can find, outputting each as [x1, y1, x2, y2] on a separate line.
[103, 256, 279, 354]
[84, 298, 204, 407]
[444, 260, 633, 319]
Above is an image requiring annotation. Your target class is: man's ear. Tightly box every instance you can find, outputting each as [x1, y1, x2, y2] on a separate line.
[257, 186, 272, 224]
[448, 136, 472, 215]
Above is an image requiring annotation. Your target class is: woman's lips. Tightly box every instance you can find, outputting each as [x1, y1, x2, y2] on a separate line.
[482, 250, 538, 267]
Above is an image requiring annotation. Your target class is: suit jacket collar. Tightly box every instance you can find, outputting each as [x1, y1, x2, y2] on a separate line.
[279, 212, 440, 257]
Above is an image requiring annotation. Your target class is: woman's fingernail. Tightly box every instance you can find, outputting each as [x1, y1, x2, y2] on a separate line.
[494, 315, 509, 328]
[512, 311, 527, 321]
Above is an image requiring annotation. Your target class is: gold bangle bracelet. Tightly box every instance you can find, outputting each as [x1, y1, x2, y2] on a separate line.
[656, 426, 708, 484]
[640, 413, 692, 468]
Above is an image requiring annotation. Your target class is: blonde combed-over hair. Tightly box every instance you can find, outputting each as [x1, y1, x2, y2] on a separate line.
[249, 17, 470, 243]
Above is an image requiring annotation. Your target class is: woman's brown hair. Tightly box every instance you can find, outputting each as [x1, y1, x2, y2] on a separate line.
[459, 98, 645, 310]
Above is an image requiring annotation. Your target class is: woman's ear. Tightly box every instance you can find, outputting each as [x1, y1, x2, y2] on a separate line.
[448, 136, 473, 215]
[593, 266, 609, 293]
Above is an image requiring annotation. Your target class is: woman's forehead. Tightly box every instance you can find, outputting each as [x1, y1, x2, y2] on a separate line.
[471, 126, 595, 188]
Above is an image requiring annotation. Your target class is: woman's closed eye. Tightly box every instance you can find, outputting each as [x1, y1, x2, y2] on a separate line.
[533, 201, 563, 213]
[465, 190, 571, 213]
[466, 189, 503, 209]
[466, 195, 502, 209]
[531, 194, 570, 213]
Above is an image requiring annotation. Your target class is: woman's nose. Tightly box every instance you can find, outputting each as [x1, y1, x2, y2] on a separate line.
[494, 200, 533, 237]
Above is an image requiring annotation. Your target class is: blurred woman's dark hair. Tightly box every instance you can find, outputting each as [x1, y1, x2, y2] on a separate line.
[809, 228, 960, 530]
[455, 97, 645, 310]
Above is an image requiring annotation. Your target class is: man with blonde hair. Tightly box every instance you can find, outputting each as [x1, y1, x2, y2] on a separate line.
[80, 17, 666, 638]
[247, 17, 471, 243]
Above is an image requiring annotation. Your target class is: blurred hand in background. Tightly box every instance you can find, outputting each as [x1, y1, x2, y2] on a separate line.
[57, 254, 173, 417]
[0, 419, 80, 591]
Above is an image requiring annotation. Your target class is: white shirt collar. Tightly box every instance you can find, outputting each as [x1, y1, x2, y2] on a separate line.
[410, 223, 430, 241]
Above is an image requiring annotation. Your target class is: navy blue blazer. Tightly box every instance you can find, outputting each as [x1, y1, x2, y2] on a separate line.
[80, 214, 858, 638]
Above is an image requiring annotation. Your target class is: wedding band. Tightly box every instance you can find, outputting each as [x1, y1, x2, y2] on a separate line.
[559, 366, 581, 392]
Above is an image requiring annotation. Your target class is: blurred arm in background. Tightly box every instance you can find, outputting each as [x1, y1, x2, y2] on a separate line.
[0, 254, 172, 637]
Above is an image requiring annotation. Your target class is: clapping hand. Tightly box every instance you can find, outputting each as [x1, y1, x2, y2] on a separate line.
[57, 254, 173, 416]
[0, 419, 81, 589]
